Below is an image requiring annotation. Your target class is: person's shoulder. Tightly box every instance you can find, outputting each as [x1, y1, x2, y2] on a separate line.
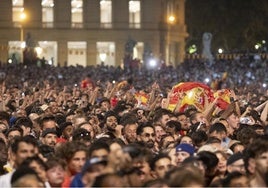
[0, 171, 13, 187]
[0, 171, 13, 179]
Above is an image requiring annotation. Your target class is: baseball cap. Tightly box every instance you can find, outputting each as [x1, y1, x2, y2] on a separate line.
[41, 128, 58, 138]
[176, 143, 195, 155]
[227, 152, 244, 166]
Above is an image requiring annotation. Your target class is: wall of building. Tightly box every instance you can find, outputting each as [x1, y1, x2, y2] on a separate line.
[0, 0, 188, 66]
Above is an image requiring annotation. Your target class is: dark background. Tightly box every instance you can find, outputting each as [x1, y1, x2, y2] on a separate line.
[185, 0, 268, 53]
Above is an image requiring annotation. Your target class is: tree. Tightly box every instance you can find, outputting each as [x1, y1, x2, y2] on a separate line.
[185, 0, 268, 53]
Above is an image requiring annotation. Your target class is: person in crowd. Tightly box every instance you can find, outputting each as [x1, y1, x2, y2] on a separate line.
[0, 55, 267, 188]
[244, 136, 268, 187]
[11, 166, 45, 187]
[45, 157, 66, 187]
[55, 141, 88, 187]
[40, 128, 58, 148]
[20, 155, 50, 187]
[136, 123, 157, 153]
[0, 136, 38, 187]
[149, 153, 173, 179]
[175, 143, 195, 165]
[226, 152, 246, 174]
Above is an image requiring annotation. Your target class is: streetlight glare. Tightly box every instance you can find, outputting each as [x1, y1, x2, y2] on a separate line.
[218, 48, 223, 54]
[20, 12, 26, 21]
[168, 15, 175, 24]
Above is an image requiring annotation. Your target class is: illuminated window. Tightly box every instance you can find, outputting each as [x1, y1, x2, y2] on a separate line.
[129, 0, 140, 28]
[96, 42, 115, 66]
[71, 0, 83, 28]
[42, 0, 54, 28]
[12, 0, 24, 24]
[100, 0, 112, 28]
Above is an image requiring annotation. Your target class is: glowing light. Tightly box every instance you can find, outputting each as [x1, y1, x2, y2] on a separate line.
[218, 48, 223, 54]
[204, 78, 210, 83]
[20, 12, 26, 21]
[263, 83, 267, 88]
[168, 16, 175, 24]
[255, 43, 261, 50]
[149, 59, 157, 67]
[99, 52, 107, 62]
[35, 47, 43, 56]
[8, 59, 12, 64]
[189, 44, 197, 54]
[20, 42, 26, 48]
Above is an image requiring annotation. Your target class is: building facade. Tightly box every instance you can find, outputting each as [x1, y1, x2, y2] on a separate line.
[0, 0, 188, 67]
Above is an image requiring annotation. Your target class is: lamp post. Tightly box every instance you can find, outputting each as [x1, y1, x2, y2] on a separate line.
[20, 12, 26, 43]
[166, 15, 175, 66]
[19, 12, 26, 63]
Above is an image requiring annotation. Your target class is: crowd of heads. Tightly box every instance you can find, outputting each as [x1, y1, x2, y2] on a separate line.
[0, 57, 267, 187]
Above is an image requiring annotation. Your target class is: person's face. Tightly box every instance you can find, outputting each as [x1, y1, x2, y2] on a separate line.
[91, 149, 109, 160]
[105, 116, 118, 131]
[176, 151, 190, 165]
[62, 126, 74, 140]
[46, 165, 65, 187]
[135, 161, 151, 183]
[101, 101, 110, 111]
[154, 125, 166, 143]
[160, 114, 170, 127]
[229, 176, 249, 187]
[29, 161, 47, 182]
[138, 127, 155, 148]
[228, 159, 245, 174]
[42, 133, 57, 147]
[68, 151, 87, 175]
[153, 157, 172, 178]
[162, 136, 175, 149]
[7, 130, 21, 142]
[13, 142, 35, 167]
[124, 123, 137, 143]
[227, 114, 240, 130]
[0, 142, 8, 164]
[255, 151, 268, 176]
[216, 152, 227, 174]
[49, 101, 58, 113]
[180, 136, 193, 145]
[178, 115, 190, 130]
[0, 123, 7, 133]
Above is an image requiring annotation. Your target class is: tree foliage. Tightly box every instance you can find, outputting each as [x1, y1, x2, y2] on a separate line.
[185, 0, 268, 53]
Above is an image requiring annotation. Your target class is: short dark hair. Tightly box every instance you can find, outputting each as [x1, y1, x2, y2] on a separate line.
[222, 171, 246, 187]
[136, 122, 154, 136]
[88, 140, 110, 158]
[208, 122, 227, 134]
[149, 153, 171, 170]
[14, 117, 33, 129]
[11, 136, 38, 154]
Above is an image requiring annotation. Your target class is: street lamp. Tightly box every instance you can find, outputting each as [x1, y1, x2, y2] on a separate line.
[20, 12, 26, 46]
[19, 12, 26, 63]
[166, 15, 176, 65]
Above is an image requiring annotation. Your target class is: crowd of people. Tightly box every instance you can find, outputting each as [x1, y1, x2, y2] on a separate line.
[0, 56, 267, 187]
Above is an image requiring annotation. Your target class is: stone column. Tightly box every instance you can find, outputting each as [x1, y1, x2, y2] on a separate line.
[57, 41, 67, 67]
